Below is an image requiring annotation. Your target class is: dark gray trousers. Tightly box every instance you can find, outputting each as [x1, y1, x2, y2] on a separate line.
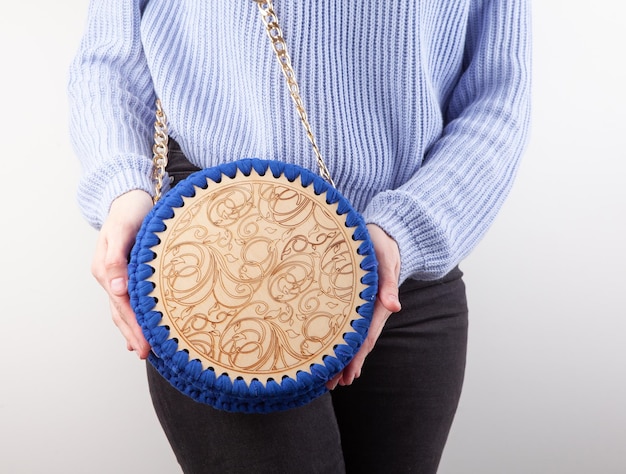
[147, 270, 467, 474]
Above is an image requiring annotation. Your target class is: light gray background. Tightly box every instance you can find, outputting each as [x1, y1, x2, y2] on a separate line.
[1, 2, 624, 473]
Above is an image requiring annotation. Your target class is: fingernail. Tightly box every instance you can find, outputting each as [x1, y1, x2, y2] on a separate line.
[110, 277, 127, 294]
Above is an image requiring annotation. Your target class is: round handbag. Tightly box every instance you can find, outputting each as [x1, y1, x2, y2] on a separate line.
[127, 1, 378, 413]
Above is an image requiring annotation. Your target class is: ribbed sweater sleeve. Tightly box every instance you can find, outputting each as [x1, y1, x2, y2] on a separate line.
[68, 0, 155, 228]
[363, 0, 531, 281]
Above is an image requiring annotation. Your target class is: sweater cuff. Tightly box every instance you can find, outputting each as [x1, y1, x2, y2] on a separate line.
[362, 191, 454, 283]
[77, 154, 155, 229]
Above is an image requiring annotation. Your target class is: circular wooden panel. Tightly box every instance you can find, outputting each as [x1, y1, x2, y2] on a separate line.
[148, 168, 367, 383]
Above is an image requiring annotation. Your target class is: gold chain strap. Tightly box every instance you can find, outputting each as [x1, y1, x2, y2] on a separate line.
[152, 99, 169, 203]
[253, 0, 335, 186]
[152, 0, 334, 202]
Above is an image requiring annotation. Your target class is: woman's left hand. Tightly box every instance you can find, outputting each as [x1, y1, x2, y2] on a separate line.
[326, 224, 402, 389]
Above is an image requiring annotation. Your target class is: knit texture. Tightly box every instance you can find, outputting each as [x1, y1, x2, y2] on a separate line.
[68, 0, 531, 282]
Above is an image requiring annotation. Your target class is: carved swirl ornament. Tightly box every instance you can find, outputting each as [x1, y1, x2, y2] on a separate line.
[148, 169, 367, 383]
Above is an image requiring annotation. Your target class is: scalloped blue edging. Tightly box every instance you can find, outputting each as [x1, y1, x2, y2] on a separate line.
[128, 159, 378, 413]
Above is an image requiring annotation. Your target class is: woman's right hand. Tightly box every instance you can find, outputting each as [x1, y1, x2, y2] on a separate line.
[91, 190, 154, 358]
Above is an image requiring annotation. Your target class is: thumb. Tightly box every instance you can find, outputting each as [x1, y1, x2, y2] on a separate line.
[110, 275, 128, 296]
[103, 232, 133, 296]
[378, 262, 401, 313]
[367, 224, 402, 313]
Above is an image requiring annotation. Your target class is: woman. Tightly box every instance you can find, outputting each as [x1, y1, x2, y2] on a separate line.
[69, 1, 530, 472]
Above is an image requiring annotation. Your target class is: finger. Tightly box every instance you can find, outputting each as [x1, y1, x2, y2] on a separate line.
[339, 352, 364, 386]
[338, 249, 401, 385]
[104, 234, 150, 358]
[92, 234, 148, 356]
[339, 301, 391, 385]
[366, 224, 402, 313]
[376, 257, 402, 314]
[326, 372, 342, 390]
[109, 299, 137, 347]
[339, 360, 361, 386]
[109, 297, 151, 359]
[327, 303, 395, 388]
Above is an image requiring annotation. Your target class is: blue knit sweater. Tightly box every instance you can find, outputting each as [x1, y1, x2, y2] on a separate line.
[68, 0, 531, 282]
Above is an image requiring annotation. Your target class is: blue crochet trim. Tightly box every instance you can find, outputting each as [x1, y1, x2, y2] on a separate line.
[128, 159, 378, 413]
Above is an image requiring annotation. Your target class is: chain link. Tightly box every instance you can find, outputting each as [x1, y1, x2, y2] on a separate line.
[253, 0, 335, 186]
[152, 99, 169, 203]
[152, 0, 335, 201]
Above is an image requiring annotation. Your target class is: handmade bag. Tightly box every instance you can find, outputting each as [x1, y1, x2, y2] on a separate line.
[128, 0, 378, 413]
